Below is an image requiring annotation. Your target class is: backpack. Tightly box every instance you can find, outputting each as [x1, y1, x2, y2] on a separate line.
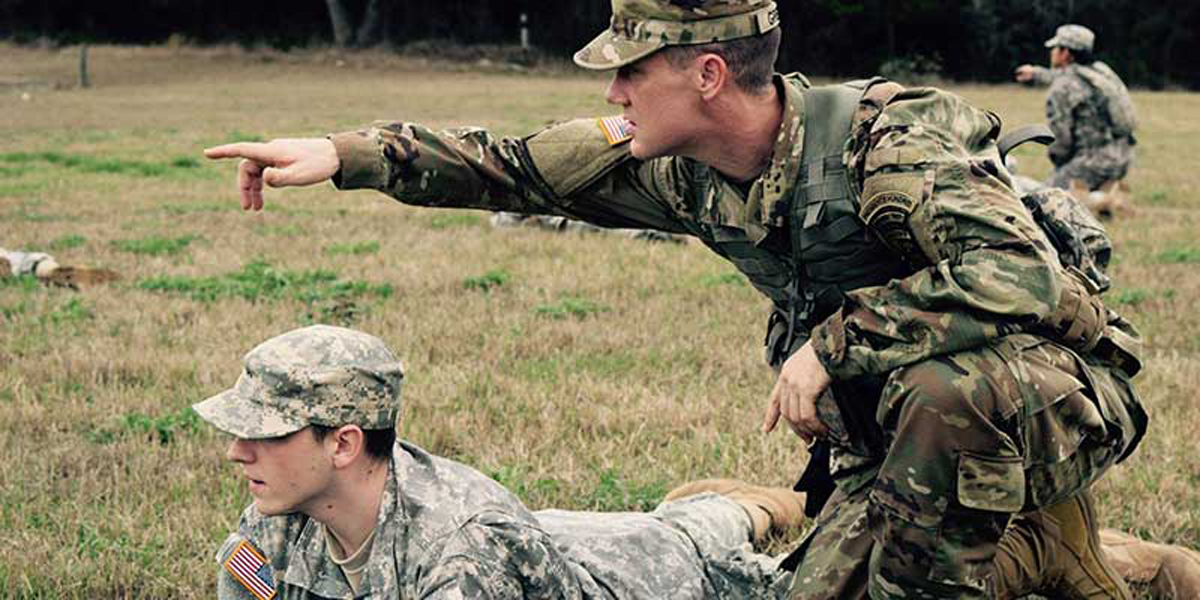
[1076, 62, 1138, 139]
[998, 124, 1114, 293]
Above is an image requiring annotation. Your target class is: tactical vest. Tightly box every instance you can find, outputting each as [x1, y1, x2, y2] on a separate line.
[768, 81, 912, 366]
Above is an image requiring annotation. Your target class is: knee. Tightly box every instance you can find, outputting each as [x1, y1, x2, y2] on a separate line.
[879, 359, 978, 436]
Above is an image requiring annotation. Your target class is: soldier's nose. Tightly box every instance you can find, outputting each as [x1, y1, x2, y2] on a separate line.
[605, 78, 629, 106]
[226, 438, 254, 463]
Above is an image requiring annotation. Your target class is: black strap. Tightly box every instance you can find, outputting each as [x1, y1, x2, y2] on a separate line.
[997, 124, 1054, 164]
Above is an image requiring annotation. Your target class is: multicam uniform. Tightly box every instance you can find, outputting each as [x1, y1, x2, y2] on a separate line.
[325, 72, 1146, 598]
[216, 440, 785, 599]
[1025, 63, 1136, 190]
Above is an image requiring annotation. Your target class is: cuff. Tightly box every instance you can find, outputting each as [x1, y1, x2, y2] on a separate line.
[809, 312, 849, 379]
[328, 130, 388, 190]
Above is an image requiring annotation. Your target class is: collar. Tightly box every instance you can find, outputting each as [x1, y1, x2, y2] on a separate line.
[741, 72, 808, 244]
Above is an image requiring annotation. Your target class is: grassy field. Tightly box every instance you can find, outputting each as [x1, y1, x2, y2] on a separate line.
[1, 43, 1197, 598]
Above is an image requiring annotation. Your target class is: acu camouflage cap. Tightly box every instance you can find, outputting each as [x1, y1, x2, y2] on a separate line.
[574, 0, 780, 70]
[1045, 24, 1095, 53]
[193, 325, 404, 439]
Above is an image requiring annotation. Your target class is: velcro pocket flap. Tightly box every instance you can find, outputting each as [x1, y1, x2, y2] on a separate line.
[957, 451, 1025, 513]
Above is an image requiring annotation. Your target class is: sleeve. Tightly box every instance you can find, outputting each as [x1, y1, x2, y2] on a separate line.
[418, 515, 578, 600]
[810, 90, 1091, 380]
[215, 533, 275, 600]
[327, 119, 692, 234]
[1045, 80, 1076, 165]
[1026, 66, 1056, 87]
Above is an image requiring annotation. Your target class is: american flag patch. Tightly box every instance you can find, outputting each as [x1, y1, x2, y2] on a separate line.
[597, 116, 633, 146]
[224, 540, 277, 600]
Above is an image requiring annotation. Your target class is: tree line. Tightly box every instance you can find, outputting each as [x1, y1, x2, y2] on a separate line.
[2, 0, 1197, 89]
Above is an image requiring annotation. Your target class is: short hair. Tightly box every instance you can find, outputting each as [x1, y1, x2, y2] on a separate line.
[1071, 49, 1094, 65]
[662, 27, 781, 93]
[310, 424, 396, 462]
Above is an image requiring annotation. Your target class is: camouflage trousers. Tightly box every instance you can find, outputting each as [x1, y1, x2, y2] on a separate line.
[537, 493, 791, 599]
[1048, 140, 1134, 191]
[787, 333, 1145, 599]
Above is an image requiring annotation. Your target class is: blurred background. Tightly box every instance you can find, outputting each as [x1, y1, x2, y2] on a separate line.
[2, 0, 1199, 88]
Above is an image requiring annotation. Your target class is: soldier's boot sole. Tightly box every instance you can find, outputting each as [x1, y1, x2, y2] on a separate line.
[1100, 528, 1200, 599]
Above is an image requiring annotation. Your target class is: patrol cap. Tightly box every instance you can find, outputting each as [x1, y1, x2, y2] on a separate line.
[194, 325, 404, 439]
[574, 0, 780, 70]
[1045, 24, 1095, 53]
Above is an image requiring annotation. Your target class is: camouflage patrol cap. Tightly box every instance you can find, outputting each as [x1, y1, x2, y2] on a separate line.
[1045, 24, 1095, 53]
[574, 0, 780, 70]
[193, 325, 404, 439]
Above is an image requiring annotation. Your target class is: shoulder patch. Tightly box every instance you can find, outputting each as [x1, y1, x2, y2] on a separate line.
[223, 540, 277, 600]
[859, 170, 933, 267]
[596, 116, 632, 146]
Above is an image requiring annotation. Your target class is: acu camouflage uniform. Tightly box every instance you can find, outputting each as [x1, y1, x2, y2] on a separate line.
[199, 325, 786, 599]
[322, 2, 1147, 597]
[1024, 25, 1137, 191]
[215, 441, 788, 600]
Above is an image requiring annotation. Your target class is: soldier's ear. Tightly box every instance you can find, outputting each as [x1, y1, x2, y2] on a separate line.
[328, 425, 367, 468]
[695, 53, 729, 100]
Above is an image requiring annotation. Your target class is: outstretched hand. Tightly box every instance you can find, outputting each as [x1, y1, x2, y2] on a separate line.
[203, 138, 340, 211]
[1014, 64, 1035, 83]
[761, 342, 832, 444]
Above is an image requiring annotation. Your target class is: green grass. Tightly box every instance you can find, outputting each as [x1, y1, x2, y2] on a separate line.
[700, 272, 748, 287]
[47, 234, 87, 251]
[1155, 247, 1200, 264]
[428, 213, 483, 229]
[534, 296, 609, 319]
[87, 407, 204, 446]
[324, 240, 380, 256]
[1112, 288, 1152, 306]
[0, 151, 203, 178]
[112, 235, 201, 256]
[464, 269, 511, 292]
[137, 260, 393, 304]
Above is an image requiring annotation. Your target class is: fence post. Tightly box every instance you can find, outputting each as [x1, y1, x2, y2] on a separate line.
[79, 45, 90, 88]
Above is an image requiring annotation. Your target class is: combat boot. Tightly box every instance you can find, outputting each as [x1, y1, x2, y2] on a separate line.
[664, 478, 806, 542]
[1100, 529, 1200, 599]
[33, 259, 119, 288]
[992, 490, 1132, 599]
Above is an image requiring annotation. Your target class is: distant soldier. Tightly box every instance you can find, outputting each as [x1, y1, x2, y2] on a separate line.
[0, 246, 118, 288]
[1015, 24, 1138, 190]
[197, 324, 805, 600]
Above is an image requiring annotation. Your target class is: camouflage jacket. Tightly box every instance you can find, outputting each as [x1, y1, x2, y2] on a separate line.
[330, 73, 1122, 381]
[216, 440, 580, 599]
[216, 441, 777, 599]
[1030, 64, 1133, 165]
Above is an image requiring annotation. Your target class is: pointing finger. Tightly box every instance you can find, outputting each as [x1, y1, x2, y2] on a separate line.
[205, 142, 275, 163]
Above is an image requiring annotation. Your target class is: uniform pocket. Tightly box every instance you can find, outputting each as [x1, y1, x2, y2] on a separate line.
[999, 335, 1125, 507]
[957, 451, 1025, 513]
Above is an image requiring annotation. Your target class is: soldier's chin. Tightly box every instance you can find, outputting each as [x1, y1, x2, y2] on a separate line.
[628, 138, 659, 160]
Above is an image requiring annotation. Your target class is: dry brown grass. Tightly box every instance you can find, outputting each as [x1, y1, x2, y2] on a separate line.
[1, 44, 1197, 598]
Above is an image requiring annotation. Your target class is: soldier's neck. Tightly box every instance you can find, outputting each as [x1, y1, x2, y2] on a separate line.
[694, 85, 783, 183]
[308, 456, 389, 553]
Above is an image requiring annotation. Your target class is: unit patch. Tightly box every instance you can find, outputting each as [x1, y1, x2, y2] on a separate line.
[597, 116, 633, 146]
[223, 540, 277, 600]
